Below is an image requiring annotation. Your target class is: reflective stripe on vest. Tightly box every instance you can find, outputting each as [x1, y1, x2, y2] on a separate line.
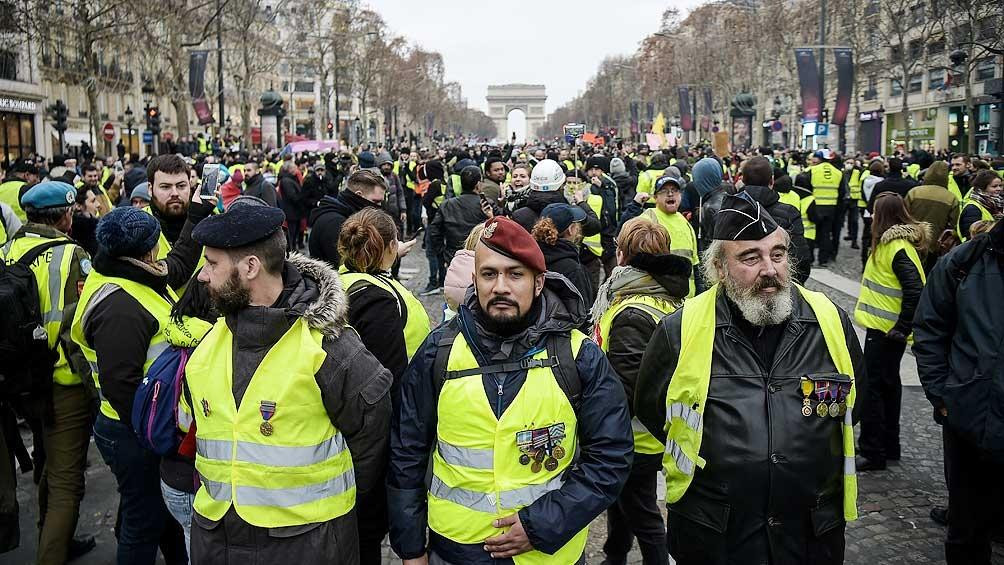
[338, 269, 431, 359]
[70, 272, 177, 420]
[595, 295, 677, 454]
[428, 330, 590, 563]
[3, 235, 81, 385]
[583, 195, 603, 257]
[810, 163, 842, 207]
[663, 284, 858, 521]
[642, 208, 697, 297]
[855, 236, 925, 335]
[185, 317, 356, 528]
[800, 194, 816, 241]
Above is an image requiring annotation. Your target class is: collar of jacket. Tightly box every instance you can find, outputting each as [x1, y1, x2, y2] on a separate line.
[334, 189, 379, 212]
[15, 222, 69, 240]
[92, 249, 170, 295]
[879, 222, 931, 248]
[742, 184, 779, 208]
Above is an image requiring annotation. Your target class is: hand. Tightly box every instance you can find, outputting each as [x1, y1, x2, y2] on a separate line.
[480, 199, 494, 219]
[939, 407, 948, 417]
[484, 513, 533, 558]
[886, 329, 908, 343]
[634, 192, 651, 205]
[402, 556, 429, 565]
[398, 238, 417, 257]
[590, 176, 602, 187]
[191, 188, 219, 209]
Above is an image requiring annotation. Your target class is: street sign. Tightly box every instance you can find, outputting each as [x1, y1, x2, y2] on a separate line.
[816, 123, 830, 136]
[102, 122, 115, 142]
[142, 130, 154, 143]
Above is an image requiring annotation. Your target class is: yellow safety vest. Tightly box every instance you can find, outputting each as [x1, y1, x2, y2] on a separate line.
[140, 206, 206, 291]
[582, 194, 603, 257]
[0, 180, 26, 222]
[642, 208, 697, 297]
[800, 194, 816, 241]
[338, 269, 431, 360]
[450, 174, 462, 197]
[429, 330, 589, 564]
[165, 315, 214, 435]
[0, 213, 6, 245]
[562, 159, 576, 172]
[849, 169, 869, 208]
[810, 163, 842, 207]
[777, 190, 800, 210]
[407, 161, 417, 190]
[636, 169, 662, 197]
[957, 200, 994, 242]
[70, 271, 177, 420]
[855, 236, 925, 336]
[663, 284, 858, 521]
[595, 295, 676, 455]
[946, 175, 963, 202]
[906, 163, 921, 180]
[3, 234, 82, 385]
[185, 317, 356, 528]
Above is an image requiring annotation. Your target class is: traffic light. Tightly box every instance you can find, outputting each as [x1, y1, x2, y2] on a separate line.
[48, 99, 68, 132]
[327, 121, 334, 138]
[148, 106, 161, 136]
[821, 108, 830, 123]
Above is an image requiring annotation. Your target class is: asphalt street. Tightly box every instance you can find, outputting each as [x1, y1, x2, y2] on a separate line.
[7, 226, 1002, 564]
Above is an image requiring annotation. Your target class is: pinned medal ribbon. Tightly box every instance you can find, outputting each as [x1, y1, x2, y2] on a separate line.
[259, 400, 276, 436]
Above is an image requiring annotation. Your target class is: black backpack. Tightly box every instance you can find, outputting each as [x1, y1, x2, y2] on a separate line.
[431, 319, 582, 411]
[0, 239, 73, 399]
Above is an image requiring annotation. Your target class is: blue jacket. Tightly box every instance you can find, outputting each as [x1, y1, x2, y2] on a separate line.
[387, 274, 633, 563]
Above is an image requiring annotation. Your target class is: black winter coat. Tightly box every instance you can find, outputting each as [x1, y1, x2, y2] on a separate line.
[244, 173, 278, 207]
[301, 172, 325, 210]
[428, 191, 486, 265]
[635, 287, 865, 565]
[539, 239, 594, 307]
[913, 222, 1004, 458]
[867, 172, 917, 213]
[308, 190, 380, 268]
[611, 171, 638, 212]
[742, 185, 812, 283]
[511, 190, 601, 239]
[388, 275, 632, 563]
[277, 171, 304, 221]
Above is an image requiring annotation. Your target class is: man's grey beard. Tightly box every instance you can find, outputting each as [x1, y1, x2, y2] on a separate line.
[721, 271, 794, 326]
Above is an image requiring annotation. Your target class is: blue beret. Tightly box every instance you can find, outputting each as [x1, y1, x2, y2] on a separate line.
[20, 181, 76, 209]
[96, 207, 162, 258]
[192, 204, 285, 248]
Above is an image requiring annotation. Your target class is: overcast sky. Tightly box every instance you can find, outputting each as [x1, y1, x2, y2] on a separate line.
[374, 0, 705, 115]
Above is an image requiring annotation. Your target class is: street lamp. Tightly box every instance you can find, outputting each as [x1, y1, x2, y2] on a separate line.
[124, 106, 134, 155]
[308, 106, 315, 139]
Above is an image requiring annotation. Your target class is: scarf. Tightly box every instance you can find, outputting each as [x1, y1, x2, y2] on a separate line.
[968, 189, 1004, 219]
[590, 265, 682, 326]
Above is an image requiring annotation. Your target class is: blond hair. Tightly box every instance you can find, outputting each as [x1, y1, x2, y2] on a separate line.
[616, 217, 670, 263]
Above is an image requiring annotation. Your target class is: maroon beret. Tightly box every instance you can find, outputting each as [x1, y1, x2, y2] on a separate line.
[479, 216, 547, 273]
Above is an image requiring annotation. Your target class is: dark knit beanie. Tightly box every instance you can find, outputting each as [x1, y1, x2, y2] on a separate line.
[96, 206, 162, 258]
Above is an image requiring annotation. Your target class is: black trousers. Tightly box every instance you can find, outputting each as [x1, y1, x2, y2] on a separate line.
[858, 328, 906, 462]
[815, 208, 838, 264]
[604, 453, 669, 565]
[845, 205, 860, 242]
[861, 217, 873, 268]
[944, 426, 1004, 564]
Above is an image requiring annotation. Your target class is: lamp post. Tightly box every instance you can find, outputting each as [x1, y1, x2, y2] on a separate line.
[308, 106, 315, 139]
[124, 106, 134, 155]
[225, 116, 232, 140]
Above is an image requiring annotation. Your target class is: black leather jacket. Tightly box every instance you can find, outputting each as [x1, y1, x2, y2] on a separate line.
[635, 287, 865, 565]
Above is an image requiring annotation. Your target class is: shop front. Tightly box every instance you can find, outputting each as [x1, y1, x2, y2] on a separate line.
[858, 110, 884, 155]
[949, 103, 1000, 155]
[0, 95, 41, 164]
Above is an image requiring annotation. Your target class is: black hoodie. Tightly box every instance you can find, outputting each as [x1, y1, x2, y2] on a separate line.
[539, 238, 594, 309]
[308, 190, 380, 267]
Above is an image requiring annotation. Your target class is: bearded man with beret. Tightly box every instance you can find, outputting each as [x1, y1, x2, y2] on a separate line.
[388, 216, 633, 565]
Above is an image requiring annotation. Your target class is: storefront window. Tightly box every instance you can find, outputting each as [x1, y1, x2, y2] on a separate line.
[0, 112, 36, 163]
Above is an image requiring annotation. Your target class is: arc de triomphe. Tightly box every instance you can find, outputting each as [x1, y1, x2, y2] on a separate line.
[486, 84, 546, 142]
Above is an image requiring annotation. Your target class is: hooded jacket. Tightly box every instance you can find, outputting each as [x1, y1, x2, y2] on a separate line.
[190, 254, 392, 564]
[741, 184, 813, 284]
[914, 221, 1004, 458]
[511, 190, 601, 237]
[634, 286, 865, 564]
[538, 238, 593, 309]
[873, 223, 929, 335]
[277, 169, 304, 222]
[905, 162, 960, 260]
[308, 190, 381, 267]
[244, 173, 278, 208]
[388, 274, 633, 563]
[590, 255, 691, 406]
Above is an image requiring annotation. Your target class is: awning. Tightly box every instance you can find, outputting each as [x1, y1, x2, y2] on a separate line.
[50, 130, 94, 147]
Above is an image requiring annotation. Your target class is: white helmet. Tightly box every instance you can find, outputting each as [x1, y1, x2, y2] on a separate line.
[530, 159, 565, 192]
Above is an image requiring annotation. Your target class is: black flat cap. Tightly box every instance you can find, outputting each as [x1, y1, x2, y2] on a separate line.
[713, 191, 780, 241]
[192, 204, 286, 248]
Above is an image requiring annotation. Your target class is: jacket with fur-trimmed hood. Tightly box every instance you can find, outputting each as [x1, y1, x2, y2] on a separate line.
[872, 222, 930, 335]
[189, 252, 392, 564]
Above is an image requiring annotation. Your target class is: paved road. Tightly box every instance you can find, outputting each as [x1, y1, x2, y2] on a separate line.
[8, 230, 1002, 564]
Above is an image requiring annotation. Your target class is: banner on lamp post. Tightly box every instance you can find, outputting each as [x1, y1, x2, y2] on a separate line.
[832, 48, 854, 126]
[189, 50, 214, 125]
[794, 48, 821, 123]
[678, 86, 693, 132]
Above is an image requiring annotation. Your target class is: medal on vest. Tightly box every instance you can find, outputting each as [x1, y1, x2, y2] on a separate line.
[815, 381, 831, 418]
[201, 398, 211, 417]
[800, 378, 813, 417]
[544, 423, 566, 471]
[259, 400, 276, 436]
[515, 430, 532, 465]
[837, 382, 851, 417]
[828, 397, 841, 418]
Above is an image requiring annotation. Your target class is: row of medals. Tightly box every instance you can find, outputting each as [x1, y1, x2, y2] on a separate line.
[800, 378, 849, 419]
[517, 424, 567, 473]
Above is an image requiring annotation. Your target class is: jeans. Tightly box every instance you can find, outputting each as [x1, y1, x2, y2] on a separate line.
[858, 328, 906, 462]
[424, 230, 446, 287]
[161, 480, 195, 562]
[93, 414, 187, 565]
